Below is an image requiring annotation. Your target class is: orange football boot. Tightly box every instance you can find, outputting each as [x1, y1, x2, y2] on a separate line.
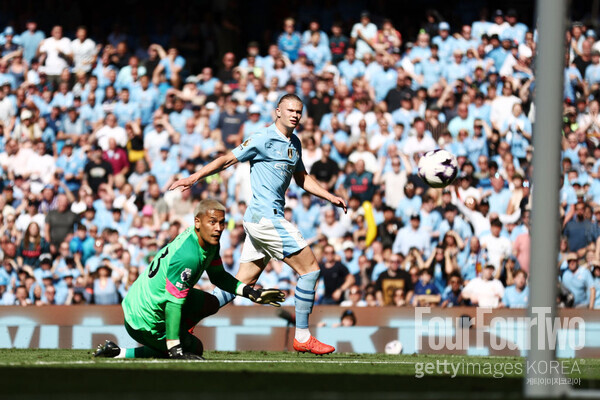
[293, 336, 335, 355]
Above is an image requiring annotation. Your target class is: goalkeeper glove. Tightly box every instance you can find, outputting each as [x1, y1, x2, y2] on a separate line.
[240, 284, 286, 307]
[167, 343, 204, 360]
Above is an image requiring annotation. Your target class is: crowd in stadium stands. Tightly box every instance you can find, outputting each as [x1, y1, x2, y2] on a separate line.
[0, 8, 599, 311]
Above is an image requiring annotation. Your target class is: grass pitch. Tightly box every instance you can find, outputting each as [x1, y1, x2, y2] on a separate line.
[1, 350, 599, 400]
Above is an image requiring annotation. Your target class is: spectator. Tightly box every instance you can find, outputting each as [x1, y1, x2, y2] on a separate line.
[17, 221, 49, 269]
[501, 269, 529, 308]
[318, 244, 355, 305]
[214, 95, 246, 149]
[403, 117, 437, 157]
[375, 253, 413, 306]
[278, 18, 302, 63]
[342, 159, 375, 203]
[45, 194, 79, 251]
[15, 195, 45, 233]
[310, 143, 339, 192]
[14, 285, 31, 306]
[153, 45, 184, 89]
[91, 261, 119, 304]
[102, 138, 129, 177]
[461, 264, 505, 308]
[438, 205, 473, 242]
[392, 213, 431, 257]
[376, 206, 402, 249]
[487, 174, 512, 215]
[19, 19, 45, 64]
[411, 268, 441, 306]
[301, 135, 322, 173]
[300, 32, 331, 74]
[561, 253, 594, 307]
[83, 146, 113, 192]
[37, 25, 72, 88]
[564, 201, 600, 257]
[329, 22, 349, 65]
[113, 88, 141, 128]
[340, 284, 367, 307]
[94, 113, 128, 151]
[293, 192, 320, 243]
[69, 224, 95, 263]
[424, 244, 459, 293]
[374, 19, 402, 55]
[440, 272, 466, 307]
[318, 208, 346, 250]
[395, 182, 422, 224]
[480, 218, 512, 273]
[350, 11, 378, 61]
[71, 26, 97, 75]
[150, 146, 180, 192]
[490, 80, 521, 131]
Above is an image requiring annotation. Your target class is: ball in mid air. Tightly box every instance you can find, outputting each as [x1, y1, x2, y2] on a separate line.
[417, 149, 458, 188]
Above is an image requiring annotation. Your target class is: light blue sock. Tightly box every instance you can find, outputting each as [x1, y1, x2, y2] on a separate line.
[294, 270, 320, 329]
[213, 287, 236, 308]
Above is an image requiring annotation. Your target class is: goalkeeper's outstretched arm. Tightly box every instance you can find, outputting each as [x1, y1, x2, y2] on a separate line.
[208, 262, 285, 307]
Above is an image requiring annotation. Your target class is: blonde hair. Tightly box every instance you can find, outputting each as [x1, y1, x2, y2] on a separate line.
[194, 199, 226, 217]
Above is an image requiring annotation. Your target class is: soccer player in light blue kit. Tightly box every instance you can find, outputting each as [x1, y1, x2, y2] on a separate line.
[170, 94, 347, 354]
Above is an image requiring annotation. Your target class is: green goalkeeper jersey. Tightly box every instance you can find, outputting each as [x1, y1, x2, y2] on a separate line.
[122, 227, 239, 336]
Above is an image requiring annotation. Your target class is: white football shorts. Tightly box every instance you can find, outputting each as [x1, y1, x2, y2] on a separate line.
[239, 217, 308, 264]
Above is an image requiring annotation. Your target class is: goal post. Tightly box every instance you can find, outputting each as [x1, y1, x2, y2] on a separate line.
[525, 0, 568, 397]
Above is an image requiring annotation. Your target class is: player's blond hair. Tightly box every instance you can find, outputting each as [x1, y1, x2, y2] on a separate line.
[194, 199, 226, 217]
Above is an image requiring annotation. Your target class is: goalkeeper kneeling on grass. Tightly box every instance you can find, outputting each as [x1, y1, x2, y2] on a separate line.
[94, 199, 285, 360]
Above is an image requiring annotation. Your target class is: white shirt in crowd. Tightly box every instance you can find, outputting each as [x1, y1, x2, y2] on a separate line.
[348, 150, 378, 174]
[71, 37, 97, 73]
[0, 95, 15, 127]
[480, 233, 513, 271]
[95, 125, 128, 151]
[39, 36, 73, 76]
[16, 213, 46, 233]
[462, 276, 505, 308]
[490, 95, 521, 128]
[402, 135, 437, 157]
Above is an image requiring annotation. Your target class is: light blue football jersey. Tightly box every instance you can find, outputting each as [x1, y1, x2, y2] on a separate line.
[232, 125, 305, 222]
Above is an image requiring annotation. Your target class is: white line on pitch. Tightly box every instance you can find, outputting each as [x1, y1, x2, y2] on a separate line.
[0, 359, 423, 366]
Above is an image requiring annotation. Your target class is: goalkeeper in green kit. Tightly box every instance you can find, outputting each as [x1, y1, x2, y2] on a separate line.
[94, 199, 285, 360]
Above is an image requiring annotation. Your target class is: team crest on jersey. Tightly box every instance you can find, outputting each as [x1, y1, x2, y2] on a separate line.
[180, 268, 192, 282]
[288, 148, 293, 159]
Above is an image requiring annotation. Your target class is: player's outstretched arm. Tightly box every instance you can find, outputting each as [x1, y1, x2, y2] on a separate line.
[169, 152, 239, 192]
[294, 170, 347, 213]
